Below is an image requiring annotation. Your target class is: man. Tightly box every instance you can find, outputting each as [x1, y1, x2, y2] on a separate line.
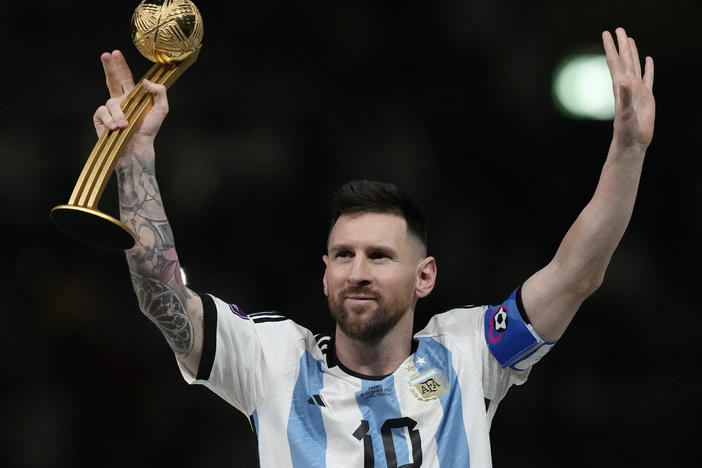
[94, 28, 654, 466]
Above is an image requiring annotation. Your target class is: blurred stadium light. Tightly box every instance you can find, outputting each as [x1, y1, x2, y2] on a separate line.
[553, 54, 614, 120]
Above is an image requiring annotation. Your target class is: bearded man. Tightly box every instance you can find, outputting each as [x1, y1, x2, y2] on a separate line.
[92, 27, 654, 467]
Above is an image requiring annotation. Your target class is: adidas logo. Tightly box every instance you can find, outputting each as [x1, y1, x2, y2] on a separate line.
[307, 394, 327, 407]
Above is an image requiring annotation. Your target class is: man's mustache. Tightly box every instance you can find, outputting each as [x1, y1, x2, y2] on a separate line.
[341, 286, 380, 299]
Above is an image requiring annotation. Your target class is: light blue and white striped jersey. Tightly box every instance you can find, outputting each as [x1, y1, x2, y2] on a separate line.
[178, 288, 554, 467]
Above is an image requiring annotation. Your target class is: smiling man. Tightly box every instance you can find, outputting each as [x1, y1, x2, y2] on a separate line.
[324, 190, 436, 375]
[93, 27, 654, 467]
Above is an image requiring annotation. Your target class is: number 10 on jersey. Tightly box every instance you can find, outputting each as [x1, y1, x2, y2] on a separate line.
[353, 417, 422, 467]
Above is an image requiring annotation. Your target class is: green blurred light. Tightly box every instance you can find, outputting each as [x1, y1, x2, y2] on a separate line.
[553, 54, 614, 120]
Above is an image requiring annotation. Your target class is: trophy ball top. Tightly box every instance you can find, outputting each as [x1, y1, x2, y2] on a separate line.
[131, 0, 204, 64]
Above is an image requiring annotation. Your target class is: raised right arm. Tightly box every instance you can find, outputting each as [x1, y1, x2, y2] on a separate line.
[95, 50, 204, 375]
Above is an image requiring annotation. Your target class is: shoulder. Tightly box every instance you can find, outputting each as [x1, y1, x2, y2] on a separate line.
[416, 305, 488, 339]
[204, 294, 317, 348]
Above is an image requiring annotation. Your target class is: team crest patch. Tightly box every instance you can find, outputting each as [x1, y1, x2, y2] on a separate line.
[408, 368, 450, 402]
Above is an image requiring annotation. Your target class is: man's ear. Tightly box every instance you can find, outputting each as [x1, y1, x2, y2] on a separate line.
[322, 254, 329, 296]
[415, 256, 437, 298]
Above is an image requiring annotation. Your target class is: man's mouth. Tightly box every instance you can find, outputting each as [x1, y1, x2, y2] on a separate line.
[344, 295, 377, 305]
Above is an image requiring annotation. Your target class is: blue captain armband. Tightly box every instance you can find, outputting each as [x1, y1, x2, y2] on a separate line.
[484, 288, 556, 371]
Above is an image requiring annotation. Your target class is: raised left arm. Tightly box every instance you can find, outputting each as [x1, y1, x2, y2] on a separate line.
[521, 27, 655, 342]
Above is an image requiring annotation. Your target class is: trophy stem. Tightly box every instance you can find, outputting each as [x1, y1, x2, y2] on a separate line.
[51, 46, 201, 249]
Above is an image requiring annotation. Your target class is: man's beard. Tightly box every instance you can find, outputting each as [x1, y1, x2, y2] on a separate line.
[328, 284, 414, 344]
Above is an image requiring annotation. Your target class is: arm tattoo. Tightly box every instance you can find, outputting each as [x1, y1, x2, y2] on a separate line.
[116, 150, 194, 356]
[131, 272, 193, 355]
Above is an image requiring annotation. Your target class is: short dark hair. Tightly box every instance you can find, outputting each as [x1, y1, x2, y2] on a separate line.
[329, 180, 428, 251]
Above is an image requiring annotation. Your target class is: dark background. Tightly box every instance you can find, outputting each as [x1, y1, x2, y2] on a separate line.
[2, 1, 700, 466]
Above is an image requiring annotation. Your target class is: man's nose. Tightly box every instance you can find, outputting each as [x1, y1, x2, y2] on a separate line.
[348, 256, 371, 285]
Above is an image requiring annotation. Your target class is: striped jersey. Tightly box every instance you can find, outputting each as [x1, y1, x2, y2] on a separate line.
[178, 288, 555, 467]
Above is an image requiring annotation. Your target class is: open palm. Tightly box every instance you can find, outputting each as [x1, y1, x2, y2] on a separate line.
[603, 28, 655, 150]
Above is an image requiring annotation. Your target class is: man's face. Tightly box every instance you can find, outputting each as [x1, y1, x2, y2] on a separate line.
[323, 212, 428, 343]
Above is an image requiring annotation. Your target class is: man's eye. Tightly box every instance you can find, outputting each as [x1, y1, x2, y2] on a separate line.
[369, 252, 388, 260]
[335, 251, 352, 258]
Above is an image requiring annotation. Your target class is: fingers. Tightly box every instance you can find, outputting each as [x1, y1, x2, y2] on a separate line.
[614, 27, 634, 73]
[93, 78, 170, 139]
[628, 38, 642, 77]
[96, 50, 133, 135]
[603, 28, 650, 81]
[643, 56, 654, 90]
[101, 53, 121, 98]
[142, 79, 169, 115]
[113, 50, 135, 94]
[602, 31, 621, 78]
[94, 51, 170, 140]
[93, 100, 126, 133]
[137, 79, 170, 137]
[93, 105, 116, 133]
[101, 50, 134, 99]
[105, 97, 128, 128]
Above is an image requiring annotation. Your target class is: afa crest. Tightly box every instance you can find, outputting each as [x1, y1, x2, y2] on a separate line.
[408, 368, 450, 402]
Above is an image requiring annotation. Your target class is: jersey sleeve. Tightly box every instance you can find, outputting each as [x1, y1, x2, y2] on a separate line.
[418, 287, 555, 409]
[176, 293, 305, 416]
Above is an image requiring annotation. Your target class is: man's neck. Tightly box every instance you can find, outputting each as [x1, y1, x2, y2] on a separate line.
[334, 311, 414, 378]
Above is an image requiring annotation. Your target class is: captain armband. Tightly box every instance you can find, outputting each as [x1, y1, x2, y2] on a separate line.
[484, 288, 556, 371]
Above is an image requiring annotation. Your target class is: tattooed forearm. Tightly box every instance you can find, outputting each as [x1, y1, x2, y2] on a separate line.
[117, 148, 195, 356]
[116, 150, 171, 251]
[131, 272, 193, 355]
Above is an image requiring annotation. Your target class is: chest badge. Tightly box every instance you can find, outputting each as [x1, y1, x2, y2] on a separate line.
[408, 367, 450, 402]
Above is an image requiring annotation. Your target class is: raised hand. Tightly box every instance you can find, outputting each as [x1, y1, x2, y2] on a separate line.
[602, 28, 655, 150]
[92, 50, 169, 146]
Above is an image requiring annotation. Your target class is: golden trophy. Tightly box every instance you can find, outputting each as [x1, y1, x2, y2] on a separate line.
[50, 0, 204, 249]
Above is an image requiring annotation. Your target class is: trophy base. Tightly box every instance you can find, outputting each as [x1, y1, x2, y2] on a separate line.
[50, 205, 136, 250]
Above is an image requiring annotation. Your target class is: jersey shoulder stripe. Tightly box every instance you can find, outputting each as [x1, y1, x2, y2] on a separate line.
[253, 316, 289, 324]
[250, 311, 290, 324]
[249, 311, 286, 318]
